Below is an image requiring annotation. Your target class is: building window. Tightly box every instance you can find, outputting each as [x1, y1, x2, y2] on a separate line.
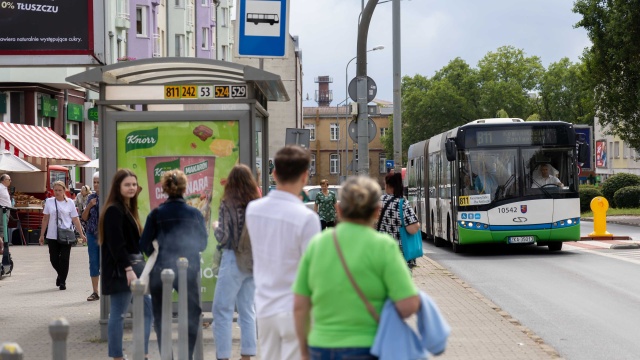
[305, 124, 315, 141]
[609, 142, 614, 158]
[379, 153, 387, 173]
[614, 141, 620, 158]
[310, 154, 316, 175]
[221, 7, 228, 27]
[36, 117, 51, 127]
[380, 127, 388, 138]
[136, 6, 148, 37]
[175, 34, 185, 57]
[330, 154, 339, 174]
[330, 123, 340, 141]
[201, 0, 208, 6]
[201, 27, 209, 49]
[175, 0, 182, 7]
[67, 122, 80, 149]
[221, 45, 228, 61]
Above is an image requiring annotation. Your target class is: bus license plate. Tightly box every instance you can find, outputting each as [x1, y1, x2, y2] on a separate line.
[508, 236, 535, 244]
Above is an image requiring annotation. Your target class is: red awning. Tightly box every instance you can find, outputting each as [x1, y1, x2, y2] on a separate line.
[0, 122, 90, 167]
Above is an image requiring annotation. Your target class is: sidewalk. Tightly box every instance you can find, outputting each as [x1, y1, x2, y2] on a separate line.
[0, 245, 561, 359]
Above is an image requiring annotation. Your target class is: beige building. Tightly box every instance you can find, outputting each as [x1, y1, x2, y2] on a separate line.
[594, 117, 640, 181]
[303, 100, 392, 186]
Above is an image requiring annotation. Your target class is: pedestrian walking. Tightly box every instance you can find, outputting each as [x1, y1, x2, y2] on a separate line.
[293, 176, 420, 360]
[245, 145, 321, 360]
[99, 169, 153, 360]
[314, 179, 337, 230]
[39, 181, 87, 290]
[0, 174, 12, 244]
[75, 184, 91, 244]
[82, 172, 100, 301]
[140, 170, 208, 360]
[377, 173, 420, 268]
[212, 164, 260, 360]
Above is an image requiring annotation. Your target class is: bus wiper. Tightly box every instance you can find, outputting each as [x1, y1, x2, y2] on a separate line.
[496, 174, 516, 200]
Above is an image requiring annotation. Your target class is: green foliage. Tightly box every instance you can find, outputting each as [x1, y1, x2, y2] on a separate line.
[496, 109, 509, 118]
[613, 186, 640, 209]
[574, 0, 640, 149]
[579, 185, 603, 213]
[600, 173, 640, 207]
[526, 113, 541, 121]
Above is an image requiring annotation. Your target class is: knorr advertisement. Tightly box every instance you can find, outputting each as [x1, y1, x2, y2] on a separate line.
[116, 121, 239, 302]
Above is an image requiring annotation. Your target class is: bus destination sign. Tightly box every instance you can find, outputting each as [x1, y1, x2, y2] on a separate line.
[164, 85, 248, 100]
[475, 128, 557, 146]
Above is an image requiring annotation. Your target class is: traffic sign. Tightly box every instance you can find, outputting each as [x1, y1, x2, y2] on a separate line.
[236, 0, 289, 58]
[385, 160, 394, 169]
[348, 76, 377, 102]
[348, 118, 377, 143]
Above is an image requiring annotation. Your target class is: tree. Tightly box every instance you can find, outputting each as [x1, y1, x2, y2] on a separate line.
[574, 0, 640, 149]
[537, 58, 594, 124]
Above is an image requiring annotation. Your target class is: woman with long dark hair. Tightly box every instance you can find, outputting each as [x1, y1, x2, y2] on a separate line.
[140, 169, 208, 360]
[99, 169, 153, 360]
[212, 164, 261, 360]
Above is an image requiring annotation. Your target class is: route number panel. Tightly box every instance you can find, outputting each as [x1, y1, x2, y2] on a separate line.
[164, 85, 248, 99]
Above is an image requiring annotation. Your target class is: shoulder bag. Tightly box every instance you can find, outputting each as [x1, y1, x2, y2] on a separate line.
[234, 221, 253, 273]
[54, 199, 76, 245]
[398, 198, 423, 261]
[333, 229, 380, 323]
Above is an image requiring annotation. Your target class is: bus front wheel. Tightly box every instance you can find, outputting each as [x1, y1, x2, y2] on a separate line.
[548, 242, 563, 251]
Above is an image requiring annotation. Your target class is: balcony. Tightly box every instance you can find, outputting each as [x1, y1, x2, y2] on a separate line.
[315, 90, 333, 104]
[115, 0, 130, 29]
[153, 33, 161, 57]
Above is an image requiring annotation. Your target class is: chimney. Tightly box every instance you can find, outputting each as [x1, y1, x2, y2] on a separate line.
[314, 76, 333, 107]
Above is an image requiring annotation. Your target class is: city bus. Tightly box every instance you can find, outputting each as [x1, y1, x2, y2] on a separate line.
[406, 118, 589, 252]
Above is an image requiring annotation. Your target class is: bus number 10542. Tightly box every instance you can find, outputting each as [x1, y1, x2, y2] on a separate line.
[498, 206, 518, 214]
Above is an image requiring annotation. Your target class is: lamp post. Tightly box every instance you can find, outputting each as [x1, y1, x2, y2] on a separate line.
[344, 45, 384, 176]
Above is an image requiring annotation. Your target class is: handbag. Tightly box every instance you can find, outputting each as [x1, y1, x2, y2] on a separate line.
[333, 229, 380, 323]
[128, 253, 146, 278]
[234, 221, 253, 273]
[398, 198, 423, 261]
[54, 199, 77, 245]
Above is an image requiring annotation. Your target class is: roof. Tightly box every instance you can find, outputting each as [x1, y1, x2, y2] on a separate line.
[0, 123, 91, 167]
[65, 58, 289, 102]
[303, 106, 350, 116]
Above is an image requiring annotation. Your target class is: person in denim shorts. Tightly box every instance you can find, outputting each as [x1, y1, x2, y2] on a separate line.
[82, 172, 100, 301]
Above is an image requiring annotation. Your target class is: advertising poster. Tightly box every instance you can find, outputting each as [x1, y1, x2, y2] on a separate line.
[116, 121, 239, 302]
[0, 0, 92, 54]
[595, 140, 607, 168]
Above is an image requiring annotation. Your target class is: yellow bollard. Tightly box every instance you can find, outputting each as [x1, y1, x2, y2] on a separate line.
[588, 196, 612, 237]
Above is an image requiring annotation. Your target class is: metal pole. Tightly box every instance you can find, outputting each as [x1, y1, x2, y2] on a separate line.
[392, 0, 402, 172]
[193, 253, 204, 360]
[49, 318, 69, 360]
[177, 258, 189, 360]
[356, 0, 378, 175]
[345, 56, 356, 176]
[0, 343, 23, 360]
[161, 269, 175, 360]
[131, 280, 145, 360]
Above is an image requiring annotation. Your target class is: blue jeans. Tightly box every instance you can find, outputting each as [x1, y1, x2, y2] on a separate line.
[212, 249, 257, 359]
[107, 291, 154, 357]
[86, 233, 100, 277]
[309, 347, 377, 360]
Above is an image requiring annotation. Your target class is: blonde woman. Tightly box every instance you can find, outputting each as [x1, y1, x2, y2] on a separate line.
[39, 181, 87, 290]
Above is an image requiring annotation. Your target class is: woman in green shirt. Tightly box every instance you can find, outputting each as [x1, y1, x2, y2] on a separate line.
[314, 179, 337, 230]
[293, 176, 420, 360]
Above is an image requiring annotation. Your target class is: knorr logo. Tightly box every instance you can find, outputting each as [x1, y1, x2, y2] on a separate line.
[126, 128, 158, 152]
[154, 159, 180, 184]
[184, 161, 208, 175]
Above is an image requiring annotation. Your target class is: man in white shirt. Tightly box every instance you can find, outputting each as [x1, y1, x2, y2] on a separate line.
[531, 164, 563, 188]
[246, 146, 321, 360]
[0, 174, 12, 243]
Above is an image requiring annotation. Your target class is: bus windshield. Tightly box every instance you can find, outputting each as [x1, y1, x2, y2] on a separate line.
[459, 146, 576, 203]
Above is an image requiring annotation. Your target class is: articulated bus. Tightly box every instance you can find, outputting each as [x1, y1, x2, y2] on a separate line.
[407, 118, 588, 252]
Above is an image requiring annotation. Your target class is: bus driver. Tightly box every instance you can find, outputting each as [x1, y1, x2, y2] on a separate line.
[531, 164, 563, 188]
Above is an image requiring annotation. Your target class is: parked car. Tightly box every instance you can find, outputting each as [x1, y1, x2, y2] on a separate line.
[303, 185, 341, 212]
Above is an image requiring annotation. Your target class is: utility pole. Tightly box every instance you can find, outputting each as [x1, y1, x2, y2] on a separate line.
[392, 0, 402, 172]
[356, 0, 377, 175]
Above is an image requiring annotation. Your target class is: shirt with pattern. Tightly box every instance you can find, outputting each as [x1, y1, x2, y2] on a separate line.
[377, 194, 419, 242]
[315, 190, 337, 222]
[85, 193, 100, 236]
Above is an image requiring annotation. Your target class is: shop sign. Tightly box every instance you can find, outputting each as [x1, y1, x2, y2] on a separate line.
[67, 103, 84, 121]
[41, 97, 58, 118]
[87, 107, 98, 121]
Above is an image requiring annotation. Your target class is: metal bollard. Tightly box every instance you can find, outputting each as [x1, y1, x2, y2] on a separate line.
[193, 252, 204, 360]
[177, 258, 189, 360]
[161, 269, 175, 360]
[49, 318, 69, 360]
[131, 280, 146, 360]
[0, 342, 24, 360]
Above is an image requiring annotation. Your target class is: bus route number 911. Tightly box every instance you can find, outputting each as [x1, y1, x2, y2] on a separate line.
[498, 206, 518, 214]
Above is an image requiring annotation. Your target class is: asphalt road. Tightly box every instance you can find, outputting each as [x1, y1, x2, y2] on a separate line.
[425, 222, 640, 360]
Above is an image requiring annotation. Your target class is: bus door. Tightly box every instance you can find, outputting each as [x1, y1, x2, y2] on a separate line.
[418, 155, 425, 232]
[435, 151, 443, 238]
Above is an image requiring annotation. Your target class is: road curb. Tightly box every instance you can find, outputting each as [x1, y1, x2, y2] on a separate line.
[610, 243, 640, 250]
[423, 256, 565, 359]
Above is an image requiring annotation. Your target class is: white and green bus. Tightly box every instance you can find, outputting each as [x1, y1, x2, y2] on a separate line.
[407, 118, 589, 252]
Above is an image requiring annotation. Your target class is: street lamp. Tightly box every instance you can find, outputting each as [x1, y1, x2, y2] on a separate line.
[344, 45, 384, 176]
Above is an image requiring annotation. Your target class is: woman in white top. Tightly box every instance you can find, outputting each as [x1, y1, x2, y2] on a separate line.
[39, 181, 87, 290]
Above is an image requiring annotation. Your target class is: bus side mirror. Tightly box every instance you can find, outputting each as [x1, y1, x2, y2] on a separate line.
[445, 139, 456, 161]
[578, 143, 589, 164]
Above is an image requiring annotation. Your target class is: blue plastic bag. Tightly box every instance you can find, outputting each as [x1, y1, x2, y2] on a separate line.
[399, 198, 423, 261]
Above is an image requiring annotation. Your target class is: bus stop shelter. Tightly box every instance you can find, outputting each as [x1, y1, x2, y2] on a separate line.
[66, 57, 288, 339]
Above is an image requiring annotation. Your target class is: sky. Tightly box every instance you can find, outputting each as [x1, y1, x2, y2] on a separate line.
[286, 0, 592, 106]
